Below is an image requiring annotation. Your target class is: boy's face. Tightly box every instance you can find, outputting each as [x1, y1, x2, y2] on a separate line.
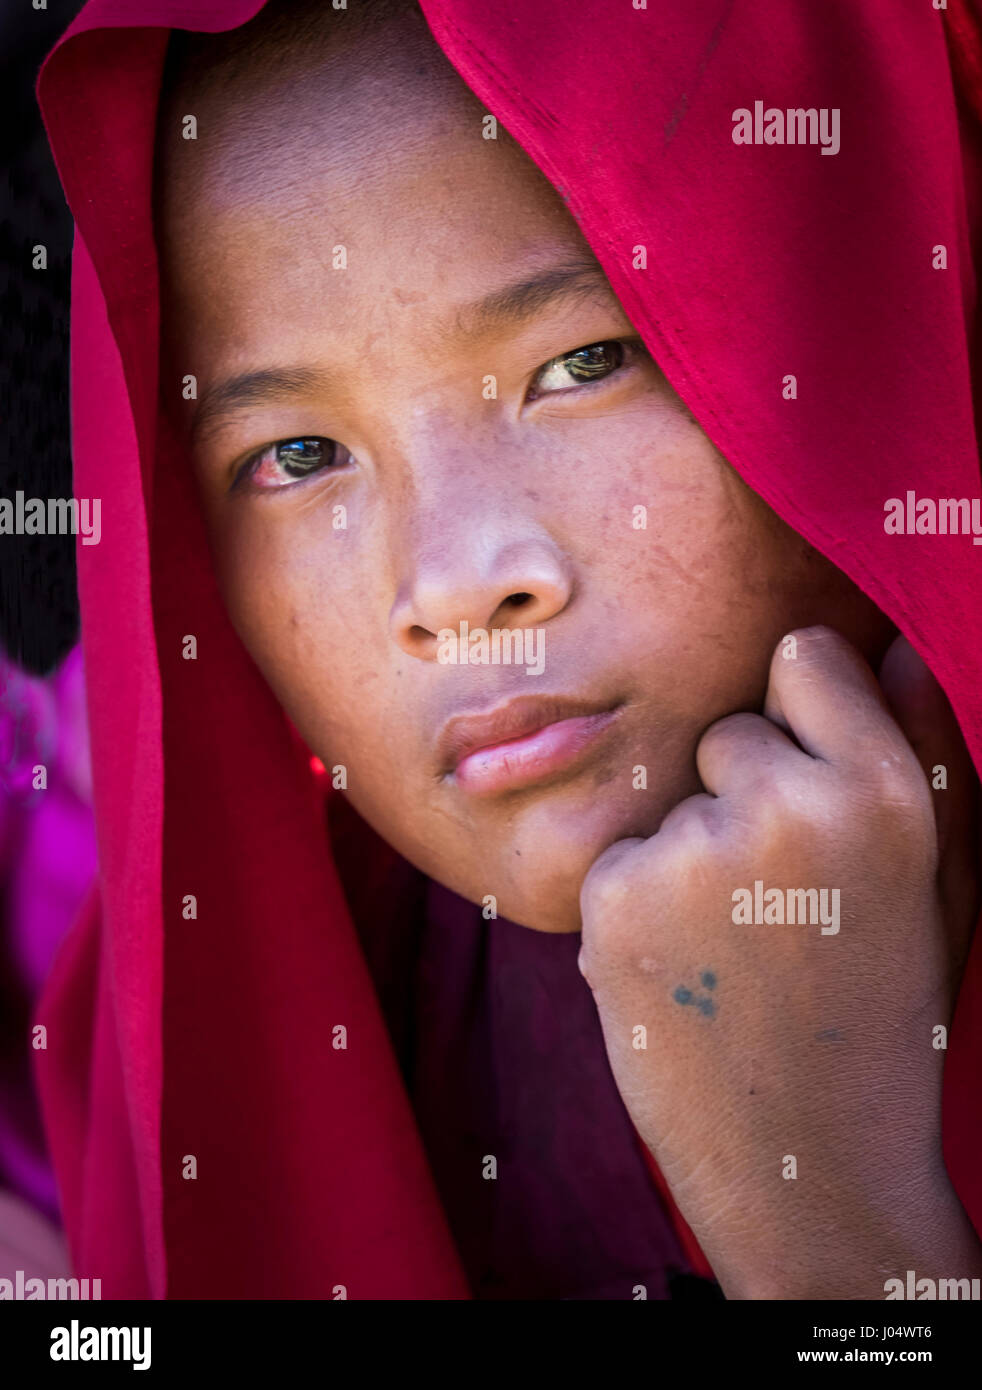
[158, 14, 890, 932]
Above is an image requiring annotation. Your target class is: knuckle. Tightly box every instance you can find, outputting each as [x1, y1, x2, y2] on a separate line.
[580, 841, 656, 972]
[699, 710, 760, 749]
[768, 766, 824, 817]
[697, 712, 766, 773]
[867, 748, 932, 816]
[769, 623, 848, 683]
[864, 766, 937, 861]
[656, 796, 720, 855]
[580, 842, 641, 923]
[783, 623, 844, 656]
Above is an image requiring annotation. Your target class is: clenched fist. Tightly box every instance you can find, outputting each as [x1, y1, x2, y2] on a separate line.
[579, 627, 981, 1299]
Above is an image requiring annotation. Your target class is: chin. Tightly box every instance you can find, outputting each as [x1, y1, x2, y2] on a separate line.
[496, 891, 585, 935]
[417, 827, 590, 933]
[422, 855, 586, 934]
[471, 813, 638, 935]
[418, 773, 692, 934]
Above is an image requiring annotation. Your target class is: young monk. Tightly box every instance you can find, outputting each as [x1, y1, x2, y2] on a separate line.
[28, 0, 982, 1298]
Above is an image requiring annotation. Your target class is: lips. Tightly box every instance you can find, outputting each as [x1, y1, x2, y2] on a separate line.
[438, 694, 623, 796]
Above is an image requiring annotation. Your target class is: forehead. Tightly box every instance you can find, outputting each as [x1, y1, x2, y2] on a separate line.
[156, 22, 586, 365]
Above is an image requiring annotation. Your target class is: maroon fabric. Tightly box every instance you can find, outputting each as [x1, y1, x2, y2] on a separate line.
[328, 793, 695, 1298]
[411, 882, 691, 1299]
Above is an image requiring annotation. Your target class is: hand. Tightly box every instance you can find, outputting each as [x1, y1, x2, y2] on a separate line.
[578, 626, 981, 1299]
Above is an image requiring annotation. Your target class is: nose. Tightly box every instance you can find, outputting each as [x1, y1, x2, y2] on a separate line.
[389, 534, 573, 661]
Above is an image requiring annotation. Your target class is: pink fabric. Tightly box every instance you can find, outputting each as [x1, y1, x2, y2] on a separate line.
[31, 0, 982, 1297]
[0, 648, 96, 1221]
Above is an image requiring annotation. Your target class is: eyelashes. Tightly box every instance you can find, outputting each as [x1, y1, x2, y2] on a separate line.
[231, 336, 645, 492]
[234, 437, 350, 491]
[526, 338, 633, 400]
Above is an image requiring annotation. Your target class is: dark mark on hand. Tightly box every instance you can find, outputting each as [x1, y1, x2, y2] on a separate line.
[673, 971, 717, 1018]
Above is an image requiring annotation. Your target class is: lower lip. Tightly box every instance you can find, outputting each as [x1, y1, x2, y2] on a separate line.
[451, 709, 621, 796]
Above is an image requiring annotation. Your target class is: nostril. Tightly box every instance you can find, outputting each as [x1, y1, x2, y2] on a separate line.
[505, 592, 533, 608]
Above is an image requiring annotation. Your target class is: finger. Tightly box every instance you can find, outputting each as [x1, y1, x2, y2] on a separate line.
[579, 834, 647, 932]
[586, 834, 646, 883]
[696, 710, 802, 797]
[877, 635, 969, 854]
[763, 625, 913, 768]
[655, 790, 726, 841]
[878, 633, 979, 931]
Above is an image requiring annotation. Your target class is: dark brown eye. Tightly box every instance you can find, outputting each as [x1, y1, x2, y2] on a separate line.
[275, 439, 332, 477]
[563, 341, 625, 380]
[238, 437, 348, 491]
[528, 340, 627, 398]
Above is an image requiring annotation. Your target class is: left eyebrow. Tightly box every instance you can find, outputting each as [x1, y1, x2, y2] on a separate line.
[449, 255, 617, 343]
[190, 257, 617, 445]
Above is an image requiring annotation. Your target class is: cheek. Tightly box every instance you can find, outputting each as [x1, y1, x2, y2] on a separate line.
[570, 426, 765, 626]
[578, 430, 816, 711]
[206, 510, 390, 750]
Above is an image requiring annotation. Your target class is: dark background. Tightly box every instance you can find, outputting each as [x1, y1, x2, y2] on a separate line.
[1, 0, 88, 676]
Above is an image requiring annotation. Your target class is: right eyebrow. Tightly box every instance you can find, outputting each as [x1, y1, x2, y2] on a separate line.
[191, 366, 331, 447]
